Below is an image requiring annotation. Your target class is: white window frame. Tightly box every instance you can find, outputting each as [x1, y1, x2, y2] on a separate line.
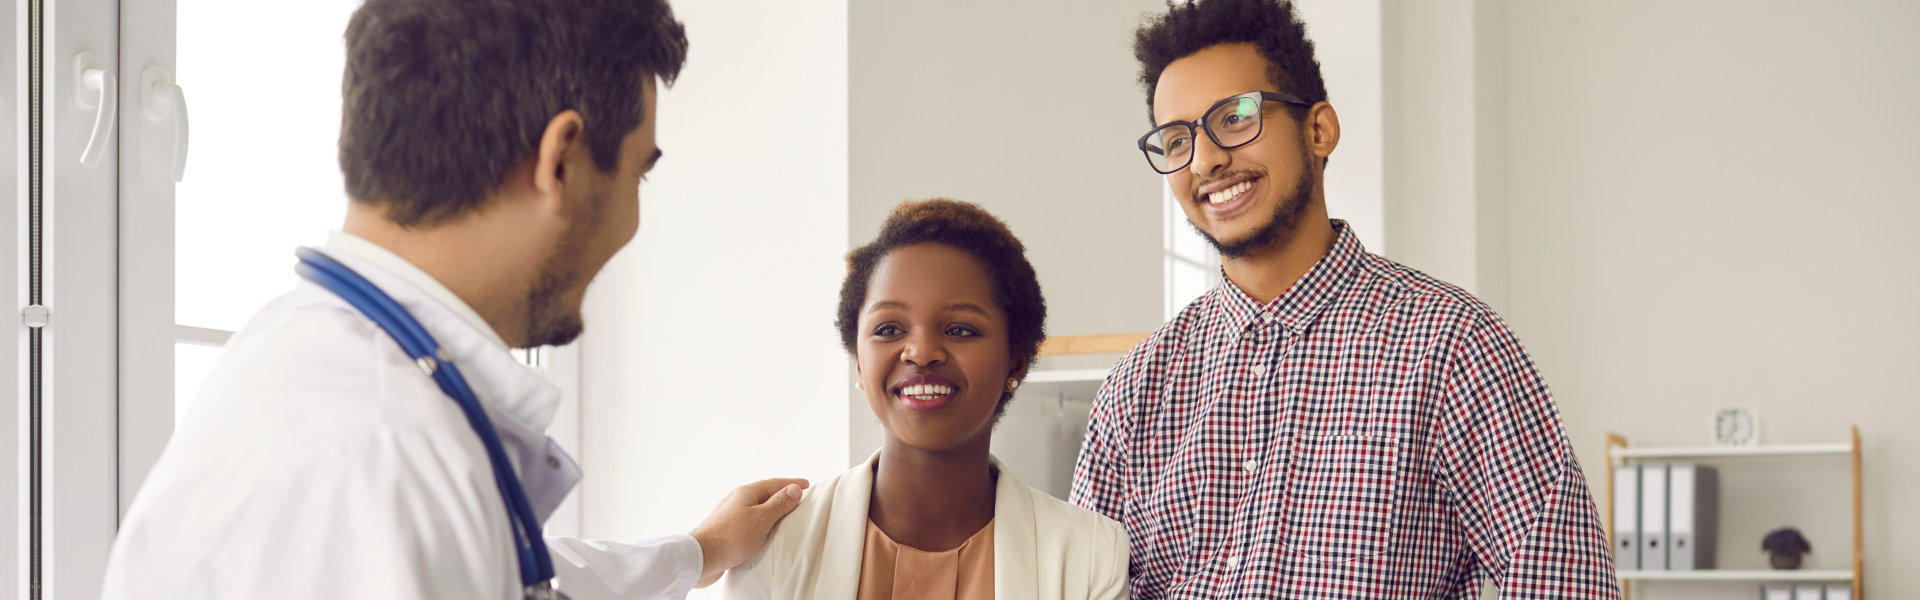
[35, 0, 126, 596]
[1163, 182, 1221, 320]
[5, 0, 25, 594]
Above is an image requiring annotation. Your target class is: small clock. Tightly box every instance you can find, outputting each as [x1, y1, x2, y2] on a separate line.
[1713, 407, 1759, 447]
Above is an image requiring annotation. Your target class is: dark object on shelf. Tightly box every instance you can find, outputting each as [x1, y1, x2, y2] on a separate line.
[1762, 527, 1811, 570]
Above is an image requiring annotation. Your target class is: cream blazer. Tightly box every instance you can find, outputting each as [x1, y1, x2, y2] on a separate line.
[722, 451, 1130, 600]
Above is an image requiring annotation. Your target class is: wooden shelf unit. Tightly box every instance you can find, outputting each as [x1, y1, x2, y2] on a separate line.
[1604, 426, 1863, 599]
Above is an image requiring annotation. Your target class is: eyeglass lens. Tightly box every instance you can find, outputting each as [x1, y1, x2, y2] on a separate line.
[1143, 95, 1264, 173]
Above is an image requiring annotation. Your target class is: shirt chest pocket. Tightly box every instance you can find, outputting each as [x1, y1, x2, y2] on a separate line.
[1281, 434, 1398, 565]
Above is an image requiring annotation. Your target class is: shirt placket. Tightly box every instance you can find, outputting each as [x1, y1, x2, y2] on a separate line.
[1208, 310, 1291, 596]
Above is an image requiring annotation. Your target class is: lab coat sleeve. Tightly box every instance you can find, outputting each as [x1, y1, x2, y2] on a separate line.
[547, 534, 704, 600]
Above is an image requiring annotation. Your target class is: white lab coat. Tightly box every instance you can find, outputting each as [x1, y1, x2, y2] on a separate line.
[102, 232, 701, 600]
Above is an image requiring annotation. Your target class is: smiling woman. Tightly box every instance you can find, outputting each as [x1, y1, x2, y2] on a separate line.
[722, 199, 1130, 600]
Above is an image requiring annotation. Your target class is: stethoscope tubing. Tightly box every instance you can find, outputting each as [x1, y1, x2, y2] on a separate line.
[294, 248, 557, 594]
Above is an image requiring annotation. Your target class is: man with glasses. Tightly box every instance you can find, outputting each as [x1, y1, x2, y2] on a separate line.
[1069, 1, 1619, 597]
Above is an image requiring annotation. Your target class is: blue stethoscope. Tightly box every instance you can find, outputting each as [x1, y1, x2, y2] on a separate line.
[295, 248, 566, 600]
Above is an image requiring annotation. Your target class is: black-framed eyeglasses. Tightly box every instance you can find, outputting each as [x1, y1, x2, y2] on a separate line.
[1137, 91, 1310, 174]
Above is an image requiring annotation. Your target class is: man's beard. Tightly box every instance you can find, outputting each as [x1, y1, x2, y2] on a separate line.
[519, 192, 604, 349]
[1192, 157, 1316, 259]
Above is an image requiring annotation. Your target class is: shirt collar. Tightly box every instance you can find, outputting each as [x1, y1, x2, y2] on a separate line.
[316, 231, 562, 433]
[1212, 219, 1367, 334]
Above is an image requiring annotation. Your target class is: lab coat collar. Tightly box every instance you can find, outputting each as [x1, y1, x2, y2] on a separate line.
[322, 231, 509, 348]
[814, 450, 1039, 600]
[316, 232, 577, 518]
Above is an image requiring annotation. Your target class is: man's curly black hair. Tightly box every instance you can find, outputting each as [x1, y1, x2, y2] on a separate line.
[1134, 0, 1328, 123]
[836, 199, 1047, 418]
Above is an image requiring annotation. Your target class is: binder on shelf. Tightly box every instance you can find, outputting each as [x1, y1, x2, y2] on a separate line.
[1639, 462, 1670, 570]
[1823, 584, 1852, 600]
[1761, 583, 1794, 600]
[1668, 462, 1719, 569]
[1794, 583, 1826, 599]
[1612, 464, 1640, 571]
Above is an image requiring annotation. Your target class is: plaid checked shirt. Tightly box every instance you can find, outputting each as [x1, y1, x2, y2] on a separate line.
[1070, 221, 1619, 599]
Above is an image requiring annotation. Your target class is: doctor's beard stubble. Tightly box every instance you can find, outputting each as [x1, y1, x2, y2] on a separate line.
[520, 187, 606, 348]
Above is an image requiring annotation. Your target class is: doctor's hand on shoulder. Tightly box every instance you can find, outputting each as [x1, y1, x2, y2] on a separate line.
[690, 477, 809, 588]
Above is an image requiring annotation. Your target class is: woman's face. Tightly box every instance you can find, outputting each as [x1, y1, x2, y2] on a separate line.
[856, 243, 1017, 454]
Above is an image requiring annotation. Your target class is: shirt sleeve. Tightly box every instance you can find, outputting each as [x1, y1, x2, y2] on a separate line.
[1070, 336, 1155, 521]
[1438, 315, 1620, 599]
[547, 534, 703, 600]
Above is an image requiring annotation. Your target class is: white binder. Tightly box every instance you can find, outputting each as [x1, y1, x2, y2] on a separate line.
[1824, 584, 1852, 600]
[1639, 462, 1669, 569]
[1612, 464, 1639, 571]
[1794, 583, 1826, 599]
[1668, 463, 1719, 569]
[1761, 583, 1794, 600]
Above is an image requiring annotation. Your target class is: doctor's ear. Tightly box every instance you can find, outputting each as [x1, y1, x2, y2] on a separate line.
[531, 110, 589, 201]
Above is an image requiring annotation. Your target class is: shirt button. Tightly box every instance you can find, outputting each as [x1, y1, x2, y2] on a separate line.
[1243, 459, 1259, 473]
[1225, 555, 1242, 569]
[547, 456, 561, 469]
[1250, 364, 1268, 376]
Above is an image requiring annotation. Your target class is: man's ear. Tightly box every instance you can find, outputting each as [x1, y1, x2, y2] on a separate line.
[1306, 101, 1341, 162]
[532, 110, 589, 208]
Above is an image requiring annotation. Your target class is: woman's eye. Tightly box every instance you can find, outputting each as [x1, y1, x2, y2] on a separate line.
[946, 325, 980, 337]
[873, 324, 904, 337]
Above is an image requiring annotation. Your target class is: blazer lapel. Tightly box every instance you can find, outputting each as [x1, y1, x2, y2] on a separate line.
[990, 455, 1039, 600]
[812, 450, 879, 599]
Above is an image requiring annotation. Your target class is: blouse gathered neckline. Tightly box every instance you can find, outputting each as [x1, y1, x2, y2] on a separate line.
[856, 517, 995, 600]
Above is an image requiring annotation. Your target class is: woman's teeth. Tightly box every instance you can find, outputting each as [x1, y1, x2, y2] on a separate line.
[899, 384, 955, 398]
[1207, 180, 1252, 205]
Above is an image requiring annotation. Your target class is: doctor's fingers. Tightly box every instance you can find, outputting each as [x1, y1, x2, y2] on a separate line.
[733, 477, 809, 508]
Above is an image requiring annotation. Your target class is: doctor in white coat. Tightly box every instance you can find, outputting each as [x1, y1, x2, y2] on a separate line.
[99, 1, 804, 598]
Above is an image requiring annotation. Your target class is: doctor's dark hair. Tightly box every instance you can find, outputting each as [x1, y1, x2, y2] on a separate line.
[836, 199, 1048, 416]
[1134, 0, 1328, 122]
[338, 0, 688, 227]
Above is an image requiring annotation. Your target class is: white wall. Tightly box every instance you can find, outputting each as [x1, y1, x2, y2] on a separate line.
[1296, 0, 1386, 253]
[1382, 0, 1508, 306]
[575, 0, 850, 577]
[1394, 1, 1918, 597]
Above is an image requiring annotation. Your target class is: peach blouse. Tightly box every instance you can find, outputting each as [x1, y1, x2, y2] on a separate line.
[855, 518, 995, 600]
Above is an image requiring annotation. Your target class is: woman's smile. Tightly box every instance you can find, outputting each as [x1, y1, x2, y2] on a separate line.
[891, 372, 961, 411]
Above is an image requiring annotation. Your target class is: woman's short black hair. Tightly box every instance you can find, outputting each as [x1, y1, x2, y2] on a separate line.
[836, 199, 1047, 415]
[1134, 0, 1328, 121]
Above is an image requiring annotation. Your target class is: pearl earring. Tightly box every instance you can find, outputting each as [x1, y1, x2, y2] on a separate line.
[1007, 378, 1020, 392]
[855, 380, 864, 391]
